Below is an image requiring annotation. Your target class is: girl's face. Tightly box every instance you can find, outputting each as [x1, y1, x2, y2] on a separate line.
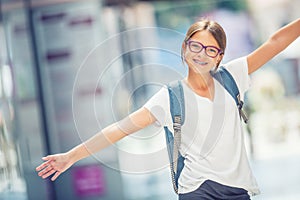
[184, 30, 223, 75]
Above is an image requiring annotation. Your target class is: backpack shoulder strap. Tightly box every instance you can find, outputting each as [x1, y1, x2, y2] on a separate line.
[166, 80, 185, 194]
[211, 66, 248, 123]
[167, 80, 185, 125]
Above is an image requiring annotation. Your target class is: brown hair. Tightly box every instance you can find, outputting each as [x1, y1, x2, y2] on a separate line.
[181, 19, 227, 67]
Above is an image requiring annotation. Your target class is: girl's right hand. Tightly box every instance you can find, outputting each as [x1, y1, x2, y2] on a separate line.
[36, 152, 75, 181]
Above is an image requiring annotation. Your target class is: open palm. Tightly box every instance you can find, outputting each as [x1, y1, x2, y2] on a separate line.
[36, 153, 74, 181]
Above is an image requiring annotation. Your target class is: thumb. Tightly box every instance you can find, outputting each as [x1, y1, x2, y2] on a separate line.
[42, 155, 55, 161]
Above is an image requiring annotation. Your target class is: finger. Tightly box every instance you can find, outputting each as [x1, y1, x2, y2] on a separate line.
[36, 160, 52, 171]
[38, 165, 53, 177]
[42, 169, 56, 179]
[51, 171, 61, 181]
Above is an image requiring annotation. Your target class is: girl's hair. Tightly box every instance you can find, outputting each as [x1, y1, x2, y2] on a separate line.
[181, 19, 227, 67]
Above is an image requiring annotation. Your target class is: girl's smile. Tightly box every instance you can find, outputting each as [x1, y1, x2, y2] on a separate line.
[193, 59, 208, 66]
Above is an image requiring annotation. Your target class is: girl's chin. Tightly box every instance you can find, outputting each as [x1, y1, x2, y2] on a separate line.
[190, 68, 211, 75]
[190, 65, 213, 74]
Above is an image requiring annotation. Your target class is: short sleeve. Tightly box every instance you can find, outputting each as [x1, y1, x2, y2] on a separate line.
[143, 86, 171, 127]
[223, 56, 251, 96]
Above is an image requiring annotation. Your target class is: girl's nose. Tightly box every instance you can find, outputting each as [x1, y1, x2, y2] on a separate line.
[196, 48, 206, 57]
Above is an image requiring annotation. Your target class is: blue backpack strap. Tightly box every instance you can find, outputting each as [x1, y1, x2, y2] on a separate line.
[168, 80, 185, 125]
[165, 80, 185, 194]
[211, 66, 248, 123]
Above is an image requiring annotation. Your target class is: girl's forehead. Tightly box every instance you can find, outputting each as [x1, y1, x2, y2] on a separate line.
[190, 30, 219, 47]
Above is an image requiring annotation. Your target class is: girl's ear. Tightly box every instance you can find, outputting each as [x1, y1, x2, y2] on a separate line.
[218, 53, 224, 61]
[181, 42, 187, 62]
[216, 54, 224, 65]
[182, 42, 187, 52]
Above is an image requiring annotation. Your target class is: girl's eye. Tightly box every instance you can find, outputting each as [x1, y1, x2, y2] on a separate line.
[191, 44, 201, 49]
[207, 48, 217, 53]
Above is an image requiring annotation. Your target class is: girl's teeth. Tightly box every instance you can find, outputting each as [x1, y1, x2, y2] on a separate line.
[195, 60, 207, 65]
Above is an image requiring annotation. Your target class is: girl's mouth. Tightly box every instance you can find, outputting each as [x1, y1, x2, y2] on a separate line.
[193, 59, 208, 66]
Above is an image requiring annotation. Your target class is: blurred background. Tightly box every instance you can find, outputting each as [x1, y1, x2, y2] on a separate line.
[0, 0, 300, 200]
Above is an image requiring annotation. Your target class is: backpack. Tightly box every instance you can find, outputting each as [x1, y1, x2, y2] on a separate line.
[164, 66, 248, 194]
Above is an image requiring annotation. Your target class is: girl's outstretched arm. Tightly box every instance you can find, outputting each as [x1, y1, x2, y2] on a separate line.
[36, 107, 156, 181]
[247, 18, 300, 74]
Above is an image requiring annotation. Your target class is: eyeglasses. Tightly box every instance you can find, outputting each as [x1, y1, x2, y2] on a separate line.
[186, 40, 222, 58]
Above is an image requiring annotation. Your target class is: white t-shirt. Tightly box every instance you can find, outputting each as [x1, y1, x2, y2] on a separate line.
[143, 57, 260, 195]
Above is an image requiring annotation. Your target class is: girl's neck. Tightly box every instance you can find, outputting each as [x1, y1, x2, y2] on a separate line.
[186, 71, 213, 90]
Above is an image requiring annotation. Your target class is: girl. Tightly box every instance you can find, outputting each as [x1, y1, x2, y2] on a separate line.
[36, 18, 300, 199]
